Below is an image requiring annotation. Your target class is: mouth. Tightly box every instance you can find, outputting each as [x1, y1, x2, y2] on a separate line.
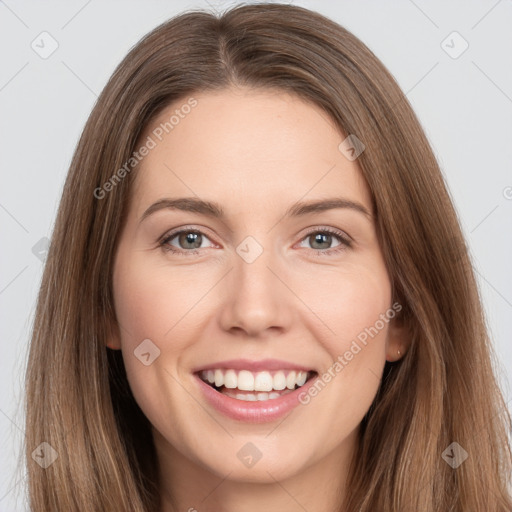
[195, 368, 318, 402]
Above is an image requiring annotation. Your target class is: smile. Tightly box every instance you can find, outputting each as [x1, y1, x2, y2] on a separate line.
[198, 368, 313, 401]
[193, 360, 319, 423]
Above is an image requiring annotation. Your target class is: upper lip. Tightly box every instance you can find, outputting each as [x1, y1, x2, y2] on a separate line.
[192, 358, 315, 373]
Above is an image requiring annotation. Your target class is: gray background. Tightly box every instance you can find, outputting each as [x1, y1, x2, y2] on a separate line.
[1, 0, 511, 509]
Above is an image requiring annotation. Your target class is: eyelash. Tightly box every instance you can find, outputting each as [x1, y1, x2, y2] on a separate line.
[158, 226, 352, 257]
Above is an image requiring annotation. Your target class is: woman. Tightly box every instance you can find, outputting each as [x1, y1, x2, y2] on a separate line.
[24, 2, 512, 511]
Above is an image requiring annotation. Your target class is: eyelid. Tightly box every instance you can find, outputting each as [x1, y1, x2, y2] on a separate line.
[300, 225, 352, 244]
[158, 225, 218, 251]
[159, 224, 216, 242]
[295, 226, 352, 255]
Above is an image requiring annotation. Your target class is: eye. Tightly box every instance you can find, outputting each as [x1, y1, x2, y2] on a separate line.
[159, 226, 352, 257]
[297, 227, 352, 256]
[159, 227, 215, 256]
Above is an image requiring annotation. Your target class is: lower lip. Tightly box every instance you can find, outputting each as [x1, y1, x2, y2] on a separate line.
[194, 373, 318, 423]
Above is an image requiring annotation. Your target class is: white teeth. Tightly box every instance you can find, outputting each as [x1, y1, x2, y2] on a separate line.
[223, 388, 295, 401]
[273, 371, 287, 390]
[236, 393, 257, 401]
[200, 368, 311, 392]
[296, 371, 307, 386]
[224, 369, 237, 389]
[254, 371, 273, 392]
[214, 369, 224, 387]
[286, 371, 297, 389]
[237, 370, 255, 391]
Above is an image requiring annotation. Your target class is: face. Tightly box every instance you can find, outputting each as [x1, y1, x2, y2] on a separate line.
[109, 87, 407, 485]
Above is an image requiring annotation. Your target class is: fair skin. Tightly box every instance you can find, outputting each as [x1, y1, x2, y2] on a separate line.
[107, 87, 409, 512]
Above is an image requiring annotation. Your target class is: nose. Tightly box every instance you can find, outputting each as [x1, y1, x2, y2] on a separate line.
[218, 243, 294, 339]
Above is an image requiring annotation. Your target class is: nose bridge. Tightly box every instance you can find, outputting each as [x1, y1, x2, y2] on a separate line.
[219, 232, 292, 336]
[234, 233, 281, 301]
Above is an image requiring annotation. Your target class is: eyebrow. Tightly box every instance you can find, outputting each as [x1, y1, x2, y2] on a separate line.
[139, 196, 372, 224]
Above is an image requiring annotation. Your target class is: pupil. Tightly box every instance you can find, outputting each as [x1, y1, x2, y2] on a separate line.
[180, 232, 201, 249]
[312, 233, 330, 250]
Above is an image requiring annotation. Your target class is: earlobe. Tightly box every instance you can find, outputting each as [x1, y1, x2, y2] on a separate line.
[386, 347, 403, 362]
[385, 316, 411, 362]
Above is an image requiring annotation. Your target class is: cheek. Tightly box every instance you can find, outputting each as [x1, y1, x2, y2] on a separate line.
[111, 251, 208, 408]
[297, 265, 392, 422]
[299, 261, 392, 357]
[111, 255, 197, 436]
[112, 253, 193, 346]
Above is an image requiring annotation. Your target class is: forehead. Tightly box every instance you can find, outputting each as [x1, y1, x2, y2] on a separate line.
[131, 87, 372, 218]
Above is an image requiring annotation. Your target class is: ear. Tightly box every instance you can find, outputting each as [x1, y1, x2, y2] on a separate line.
[385, 308, 411, 362]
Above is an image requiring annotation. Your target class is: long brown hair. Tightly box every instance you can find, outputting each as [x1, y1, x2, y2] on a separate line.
[24, 3, 512, 510]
